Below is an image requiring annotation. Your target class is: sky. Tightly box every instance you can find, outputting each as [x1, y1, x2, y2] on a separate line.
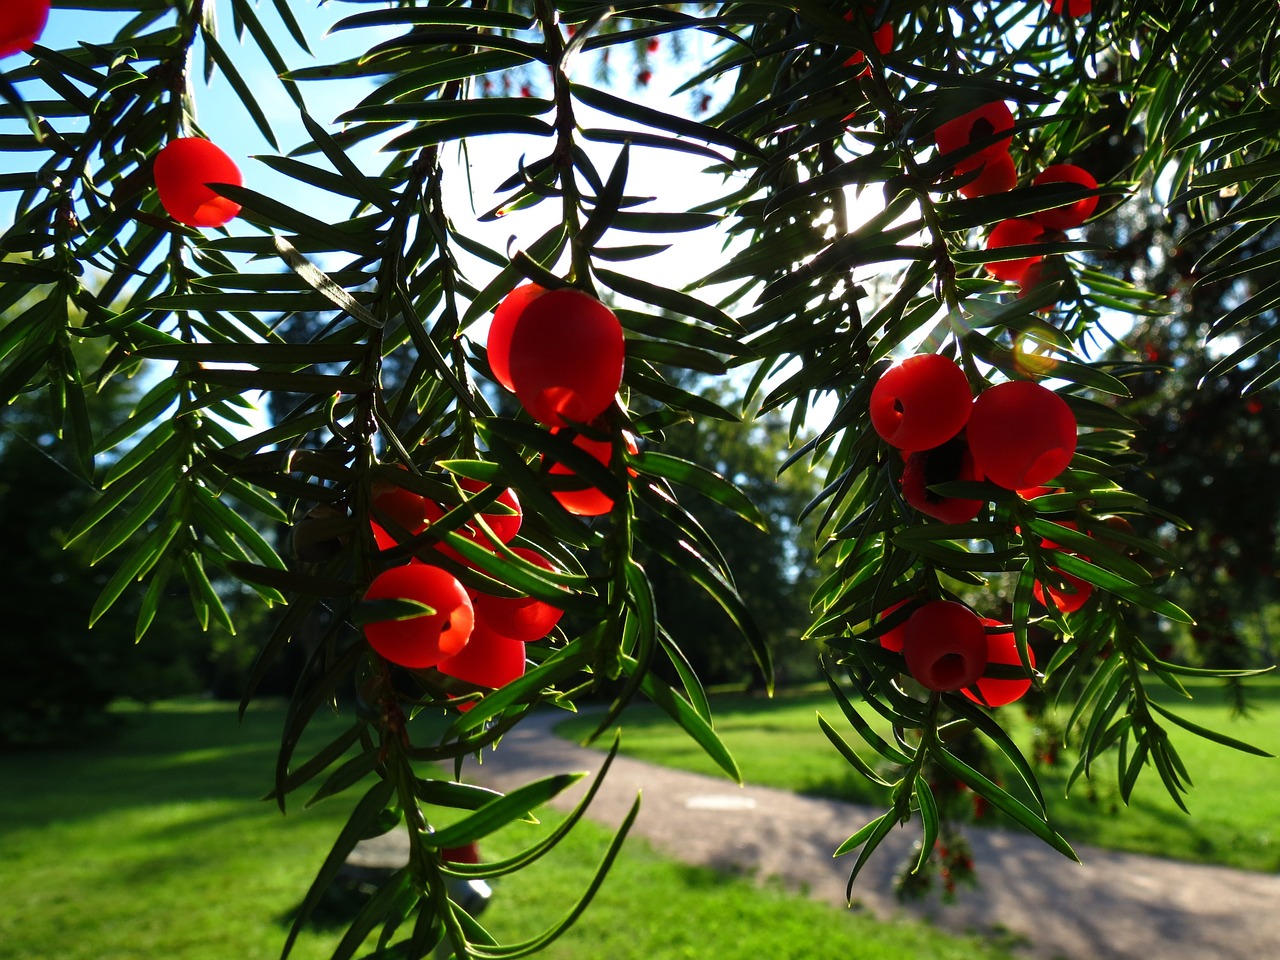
[30, 1, 749, 296]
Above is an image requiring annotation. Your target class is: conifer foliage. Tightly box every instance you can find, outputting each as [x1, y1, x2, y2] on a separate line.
[1, 1, 1277, 956]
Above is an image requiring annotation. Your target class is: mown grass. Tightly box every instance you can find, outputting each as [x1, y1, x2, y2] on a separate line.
[555, 676, 1280, 872]
[0, 699, 1019, 960]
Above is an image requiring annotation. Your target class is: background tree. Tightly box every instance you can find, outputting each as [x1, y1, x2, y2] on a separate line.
[1, 2, 1277, 959]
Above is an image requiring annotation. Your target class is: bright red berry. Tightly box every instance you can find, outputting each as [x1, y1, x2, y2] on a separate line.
[963, 619, 1035, 707]
[507, 289, 625, 428]
[900, 434, 986, 523]
[362, 565, 474, 669]
[0, 0, 50, 59]
[437, 615, 526, 701]
[935, 101, 1014, 164]
[984, 218, 1046, 283]
[869, 354, 973, 452]
[956, 150, 1017, 199]
[967, 381, 1078, 490]
[1031, 164, 1099, 230]
[901, 600, 989, 692]
[153, 138, 243, 228]
[543, 429, 638, 516]
[470, 547, 565, 642]
[488, 283, 547, 391]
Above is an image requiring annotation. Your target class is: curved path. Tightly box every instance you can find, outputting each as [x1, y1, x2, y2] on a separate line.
[445, 709, 1280, 960]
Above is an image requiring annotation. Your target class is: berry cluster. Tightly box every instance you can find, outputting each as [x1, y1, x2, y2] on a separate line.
[869, 353, 1079, 702]
[362, 474, 565, 709]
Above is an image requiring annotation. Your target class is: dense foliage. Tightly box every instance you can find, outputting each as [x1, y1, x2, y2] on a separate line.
[2, 1, 1277, 957]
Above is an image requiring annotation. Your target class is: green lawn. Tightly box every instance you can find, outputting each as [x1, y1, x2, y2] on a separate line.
[0, 699, 1019, 960]
[556, 677, 1280, 872]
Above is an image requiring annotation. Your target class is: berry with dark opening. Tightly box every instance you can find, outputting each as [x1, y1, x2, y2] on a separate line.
[967, 380, 1077, 490]
[935, 101, 1014, 164]
[362, 565, 474, 669]
[153, 138, 243, 228]
[900, 434, 986, 523]
[870, 354, 973, 452]
[901, 600, 989, 692]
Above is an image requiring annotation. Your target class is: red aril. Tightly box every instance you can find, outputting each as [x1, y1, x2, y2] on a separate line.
[470, 547, 564, 642]
[984, 218, 1045, 282]
[544, 429, 637, 516]
[437, 616, 526, 694]
[1034, 568, 1093, 613]
[877, 599, 912, 652]
[154, 138, 243, 228]
[935, 101, 1014, 164]
[956, 149, 1017, 199]
[362, 565, 474, 669]
[963, 619, 1035, 707]
[1049, 0, 1092, 15]
[967, 381, 1077, 490]
[900, 434, 986, 523]
[869, 354, 972, 452]
[901, 600, 988, 692]
[423, 478, 523, 548]
[1031, 164, 1098, 230]
[843, 7, 893, 71]
[507, 289, 625, 428]
[488, 283, 547, 391]
[0, 0, 50, 58]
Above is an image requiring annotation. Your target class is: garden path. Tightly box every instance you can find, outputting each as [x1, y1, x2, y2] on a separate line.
[363, 708, 1280, 960]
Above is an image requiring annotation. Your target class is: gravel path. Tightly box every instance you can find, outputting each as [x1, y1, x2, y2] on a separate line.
[361, 708, 1280, 960]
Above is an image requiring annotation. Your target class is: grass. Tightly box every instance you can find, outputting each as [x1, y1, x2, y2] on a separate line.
[0, 699, 1020, 960]
[555, 676, 1280, 872]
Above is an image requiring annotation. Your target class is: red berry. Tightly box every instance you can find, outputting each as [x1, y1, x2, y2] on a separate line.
[968, 381, 1077, 490]
[0, 0, 49, 58]
[956, 149, 1017, 199]
[842, 7, 893, 70]
[900, 434, 986, 523]
[362, 565, 474, 669]
[869, 354, 973, 452]
[636, 69, 652, 86]
[437, 615, 526, 692]
[1049, 0, 1092, 16]
[423, 478, 523, 548]
[646, 38, 660, 53]
[902, 600, 989, 692]
[935, 101, 1014, 163]
[544, 429, 638, 516]
[1034, 569, 1093, 613]
[1031, 164, 1098, 230]
[153, 138, 243, 228]
[984, 218, 1045, 282]
[963, 619, 1035, 707]
[470, 547, 564, 642]
[877, 599, 912, 652]
[507, 289, 625, 428]
[488, 283, 547, 391]
[369, 469, 430, 550]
